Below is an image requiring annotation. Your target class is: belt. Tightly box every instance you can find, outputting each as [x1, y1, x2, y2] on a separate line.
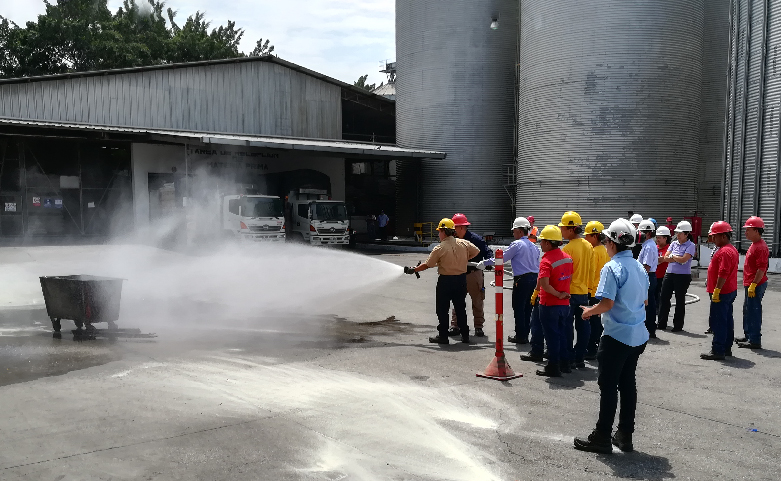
[514, 272, 537, 279]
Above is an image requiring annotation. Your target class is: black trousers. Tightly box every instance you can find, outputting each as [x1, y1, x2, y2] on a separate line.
[658, 273, 692, 329]
[512, 273, 537, 340]
[596, 335, 647, 435]
[436, 274, 468, 338]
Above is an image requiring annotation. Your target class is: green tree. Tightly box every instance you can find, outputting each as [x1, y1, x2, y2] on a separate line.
[0, 0, 275, 79]
[354, 74, 383, 92]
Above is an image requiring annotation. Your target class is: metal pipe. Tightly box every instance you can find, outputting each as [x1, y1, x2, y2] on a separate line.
[726, 0, 740, 224]
[722, 0, 736, 223]
[752, 0, 769, 237]
[736, 0, 752, 249]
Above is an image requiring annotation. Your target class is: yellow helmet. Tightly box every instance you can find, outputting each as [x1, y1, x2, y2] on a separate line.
[437, 218, 456, 230]
[558, 211, 583, 227]
[538, 225, 563, 242]
[584, 221, 605, 235]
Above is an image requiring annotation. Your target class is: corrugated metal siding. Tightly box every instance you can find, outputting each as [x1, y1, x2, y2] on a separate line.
[395, 0, 518, 234]
[516, 1, 705, 228]
[759, 2, 781, 245]
[0, 61, 342, 139]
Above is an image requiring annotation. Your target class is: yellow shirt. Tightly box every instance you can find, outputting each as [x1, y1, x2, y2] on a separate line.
[425, 236, 480, 275]
[562, 237, 593, 295]
[589, 244, 610, 296]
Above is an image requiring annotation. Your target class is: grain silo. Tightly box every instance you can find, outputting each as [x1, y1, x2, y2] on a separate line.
[516, 1, 705, 228]
[723, 0, 781, 254]
[395, 0, 518, 235]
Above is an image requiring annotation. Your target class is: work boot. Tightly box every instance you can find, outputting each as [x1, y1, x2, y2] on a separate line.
[429, 335, 450, 344]
[725, 349, 732, 357]
[508, 334, 528, 344]
[560, 362, 572, 374]
[474, 328, 485, 337]
[705, 328, 713, 334]
[542, 351, 549, 359]
[737, 341, 762, 349]
[700, 351, 725, 360]
[574, 360, 586, 369]
[520, 352, 544, 362]
[584, 352, 597, 361]
[734, 337, 748, 343]
[535, 364, 561, 377]
[461, 335, 470, 344]
[573, 430, 613, 454]
[671, 327, 683, 332]
[447, 327, 461, 337]
[611, 431, 633, 452]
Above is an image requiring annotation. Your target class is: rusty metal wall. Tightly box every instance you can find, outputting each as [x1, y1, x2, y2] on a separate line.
[516, 0, 705, 228]
[395, 0, 518, 234]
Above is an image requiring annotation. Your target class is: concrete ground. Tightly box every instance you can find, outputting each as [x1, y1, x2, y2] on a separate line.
[1, 247, 780, 480]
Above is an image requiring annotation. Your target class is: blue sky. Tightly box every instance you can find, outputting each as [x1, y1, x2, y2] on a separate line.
[2, 0, 395, 86]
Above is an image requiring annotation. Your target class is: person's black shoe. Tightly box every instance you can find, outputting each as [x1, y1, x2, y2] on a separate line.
[508, 335, 528, 344]
[700, 351, 725, 360]
[611, 431, 633, 452]
[584, 352, 597, 361]
[535, 364, 562, 377]
[725, 350, 732, 357]
[657, 324, 668, 331]
[737, 341, 762, 349]
[429, 336, 450, 344]
[474, 328, 485, 337]
[574, 360, 586, 369]
[734, 337, 748, 343]
[461, 335, 470, 344]
[447, 327, 461, 337]
[520, 352, 544, 362]
[542, 351, 549, 359]
[670, 327, 683, 332]
[648, 332, 657, 339]
[705, 328, 713, 334]
[560, 362, 572, 374]
[574, 430, 613, 454]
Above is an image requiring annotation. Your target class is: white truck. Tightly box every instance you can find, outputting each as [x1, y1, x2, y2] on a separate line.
[220, 194, 286, 241]
[287, 189, 350, 245]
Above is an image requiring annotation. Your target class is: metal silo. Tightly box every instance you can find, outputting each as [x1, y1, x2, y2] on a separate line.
[396, 0, 518, 235]
[516, 1, 705, 228]
[724, 0, 781, 254]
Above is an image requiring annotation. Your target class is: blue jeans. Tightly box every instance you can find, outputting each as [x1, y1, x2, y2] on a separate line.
[646, 275, 657, 335]
[710, 290, 737, 355]
[570, 294, 590, 362]
[529, 303, 544, 355]
[512, 273, 538, 340]
[742, 283, 767, 344]
[539, 304, 569, 366]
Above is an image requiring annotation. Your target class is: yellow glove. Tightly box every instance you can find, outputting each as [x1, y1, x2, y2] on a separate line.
[530, 289, 539, 305]
[712, 288, 721, 303]
[748, 283, 757, 298]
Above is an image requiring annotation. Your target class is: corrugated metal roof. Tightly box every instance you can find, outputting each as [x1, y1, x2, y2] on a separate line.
[0, 117, 445, 159]
[371, 82, 396, 100]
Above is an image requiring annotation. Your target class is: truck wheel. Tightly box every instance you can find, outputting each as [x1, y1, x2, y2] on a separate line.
[75, 320, 84, 329]
[51, 318, 61, 332]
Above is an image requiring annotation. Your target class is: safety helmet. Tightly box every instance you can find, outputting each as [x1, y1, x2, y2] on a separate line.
[527, 215, 535, 224]
[638, 220, 656, 232]
[602, 218, 637, 247]
[743, 216, 765, 229]
[584, 221, 605, 235]
[709, 221, 733, 235]
[674, 220, 693, 233]
[452, 213, 470, 226]
[538, 225, 563, 242]
[437, 218, 456, 230]
[666, 217, 673, 222]
[656, 226, 671, 236]
[558, 211, 582, 227]
[630, 214, 643, 224]
[511, 216, 531, 231]
[649, 218, 658, 227]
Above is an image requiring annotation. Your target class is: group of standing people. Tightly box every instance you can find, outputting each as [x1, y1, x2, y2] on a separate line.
[403, 210, 770, 454]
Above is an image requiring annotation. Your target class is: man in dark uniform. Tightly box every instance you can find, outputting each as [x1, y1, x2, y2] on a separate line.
[448, 213, 493, 338]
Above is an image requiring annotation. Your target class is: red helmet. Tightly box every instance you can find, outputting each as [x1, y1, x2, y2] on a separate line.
[709, 221, 733, 235]
[527, 215, 535, 224]
[666, 217, 673, 222]
[743, 216, 765, 229]
[452, 213, 470, 226]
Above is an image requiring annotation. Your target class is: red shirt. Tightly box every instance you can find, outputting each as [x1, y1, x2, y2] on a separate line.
[707, 243, 739, 294]
[656, 245, 669, 279]
[744, 239, 769, 286]
[538, 248, 573, 306]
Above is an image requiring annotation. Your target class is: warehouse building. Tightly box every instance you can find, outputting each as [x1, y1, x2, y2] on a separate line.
[0, 56, 443, 243]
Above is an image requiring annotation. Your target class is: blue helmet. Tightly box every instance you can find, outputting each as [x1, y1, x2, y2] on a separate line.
[648, 217, 658, 228]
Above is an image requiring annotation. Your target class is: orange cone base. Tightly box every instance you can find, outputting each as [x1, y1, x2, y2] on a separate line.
[476, 354, 523, 381]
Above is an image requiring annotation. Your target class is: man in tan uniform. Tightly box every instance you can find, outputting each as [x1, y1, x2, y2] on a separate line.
[406, 218, 480, 344]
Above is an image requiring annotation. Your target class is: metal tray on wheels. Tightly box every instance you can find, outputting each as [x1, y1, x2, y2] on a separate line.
[39, 275, 124, 333]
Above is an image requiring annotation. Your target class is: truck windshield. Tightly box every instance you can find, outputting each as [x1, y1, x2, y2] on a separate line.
[312, 203, 348, 221]
[241, 198, 283, 218]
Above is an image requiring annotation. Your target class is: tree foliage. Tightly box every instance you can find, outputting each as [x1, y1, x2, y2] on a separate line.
[354, 74, 382, 92]
[0, 0, 275, 78]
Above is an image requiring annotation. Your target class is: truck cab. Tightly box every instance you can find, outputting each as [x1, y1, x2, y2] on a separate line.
[222, 194, 285, 241]
[287, 190, 350, 245]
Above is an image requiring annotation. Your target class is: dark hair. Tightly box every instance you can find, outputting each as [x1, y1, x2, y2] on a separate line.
[723, 231, 733, 241]
[615, 244, 630, 252]
[574, 226, 583, 235]
[757, 228, 765, 236]
[659, 235, 672, 244]
[519, 227, 529, 236]
[442, 228, 455, 237]
[550, 240, 563, 248]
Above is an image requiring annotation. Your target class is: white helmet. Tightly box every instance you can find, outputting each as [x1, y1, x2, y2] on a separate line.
[656, 226, 671, 236]
[638, 219, 656, 232]
[511, 216, 531, 231]
[602, 218, 637, 247]
[674, 220, 693, 233]
[630, 214, 643, 224]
